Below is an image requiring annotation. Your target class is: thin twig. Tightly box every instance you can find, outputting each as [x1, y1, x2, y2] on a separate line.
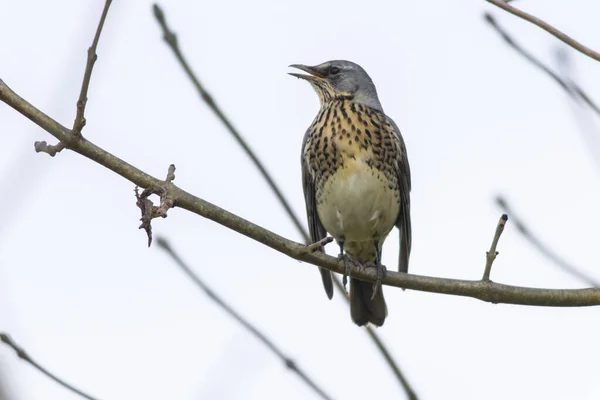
[571, 85, 600, 117]
[363, 329, 417, 400]
[72, 0, 113, 135]
[485, 0, 600, 63]
[0, 333, 99, 400]
[552, 48, 600, 174]
[486, 14, 600, 175]
[482, 214, 509, 281]
[496, 196, 599, 287]
[155, 237, 333, 400]
[484, 14, 600, 119]
[152, 4, 306, 240]
[3, 79, 600, 306]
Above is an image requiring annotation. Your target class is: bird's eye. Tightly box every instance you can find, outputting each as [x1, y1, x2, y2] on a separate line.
[329, 66, 340, 75]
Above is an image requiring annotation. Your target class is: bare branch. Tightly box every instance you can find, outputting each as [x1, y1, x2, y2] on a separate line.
[496, 196, 600, 287]
[72, 0, 113, 136]
[554, 48, 600, 115]
[484, 14, 600, 120]
[552, 48, 600, 173]
[0, 333, 99, 400]
[363, 329, 418, 400]
[484, 14, 600, 286]
[485, 0, 600, 63]
[152, 5, 418, 396]
[482, 214, 509, 281]
[2, 80, 600, 306]
[152, 4, 308, 241]
[155, 237, 334, 400]
[486, 14, 600, 176]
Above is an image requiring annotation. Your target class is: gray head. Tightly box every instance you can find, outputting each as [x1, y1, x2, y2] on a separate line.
[289, 60, 383, 111]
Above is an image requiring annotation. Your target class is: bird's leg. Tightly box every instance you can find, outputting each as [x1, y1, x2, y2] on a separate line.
[365, 240, 387, 299]
[337, 241, 350, 287]
[341, 253, 363, 289]
[337, 240, 361, 288]
[337, 240, 345, 259]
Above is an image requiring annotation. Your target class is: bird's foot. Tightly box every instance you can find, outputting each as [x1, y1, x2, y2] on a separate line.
[338, 253, 362, 289]
[364, 261, 387, 299]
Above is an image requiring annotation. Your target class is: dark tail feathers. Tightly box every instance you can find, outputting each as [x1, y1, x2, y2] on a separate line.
[320, 268, 334, 299]
[349, 278, 387, 327]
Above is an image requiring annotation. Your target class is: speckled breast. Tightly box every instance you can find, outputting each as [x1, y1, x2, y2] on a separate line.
[304, 100, 401, 242]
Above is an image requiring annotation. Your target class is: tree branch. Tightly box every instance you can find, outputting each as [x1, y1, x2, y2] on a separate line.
[363, 329, 417, 400]
[152, 4, 307, 241]
[0, 333, 99, 400]
[152, 6, 418, 397]
[72, 0, 113, 136]
[486, 13, 600, 179]
[484, 13, 600, 120]
[485, 14, 600, 286]
[32, 0, 113, 158]
[1, 7, 113, 397]
[482, 214, 508, 281]
[552, 48, 600, 174]
[496, 196, 600, 287]
[155, 237, 333, 400]
[485, 0, 600, 63]
[2, 80, 600, 306]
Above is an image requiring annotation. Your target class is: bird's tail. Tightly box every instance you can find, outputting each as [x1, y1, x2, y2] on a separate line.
[349, 278, 387, 327]
[319, 267, 334, 300]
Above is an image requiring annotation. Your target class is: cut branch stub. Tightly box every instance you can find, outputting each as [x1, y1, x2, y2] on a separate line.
[135, 164, 177, 246]
[166, 163, 176, 182]
[34, 141, 66, 157]
[297, 236, 333, 256]
[482, 214, 509, 282]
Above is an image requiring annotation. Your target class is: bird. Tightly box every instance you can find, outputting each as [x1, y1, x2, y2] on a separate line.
[290, 60, 411, 327]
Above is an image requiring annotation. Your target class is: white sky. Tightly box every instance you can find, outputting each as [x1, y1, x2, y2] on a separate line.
[1, 0, 600, 399]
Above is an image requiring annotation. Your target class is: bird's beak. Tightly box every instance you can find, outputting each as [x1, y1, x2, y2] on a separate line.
[288, 64, 325, 82]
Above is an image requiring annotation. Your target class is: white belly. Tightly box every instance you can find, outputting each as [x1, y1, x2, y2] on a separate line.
[316, 159, 399, 243]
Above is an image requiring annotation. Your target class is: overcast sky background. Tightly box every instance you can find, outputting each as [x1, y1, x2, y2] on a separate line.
[1, 0, 600, 399]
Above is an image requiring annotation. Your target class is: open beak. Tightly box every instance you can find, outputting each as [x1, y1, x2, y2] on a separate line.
[288, 64, 325, 82]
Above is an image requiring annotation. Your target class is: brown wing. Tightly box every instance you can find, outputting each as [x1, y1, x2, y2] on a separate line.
[385, 116, 412, 273]
[301, 130, 334, 299]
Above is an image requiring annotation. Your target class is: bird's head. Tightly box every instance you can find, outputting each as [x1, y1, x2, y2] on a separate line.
[289, 60, 382, 111]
